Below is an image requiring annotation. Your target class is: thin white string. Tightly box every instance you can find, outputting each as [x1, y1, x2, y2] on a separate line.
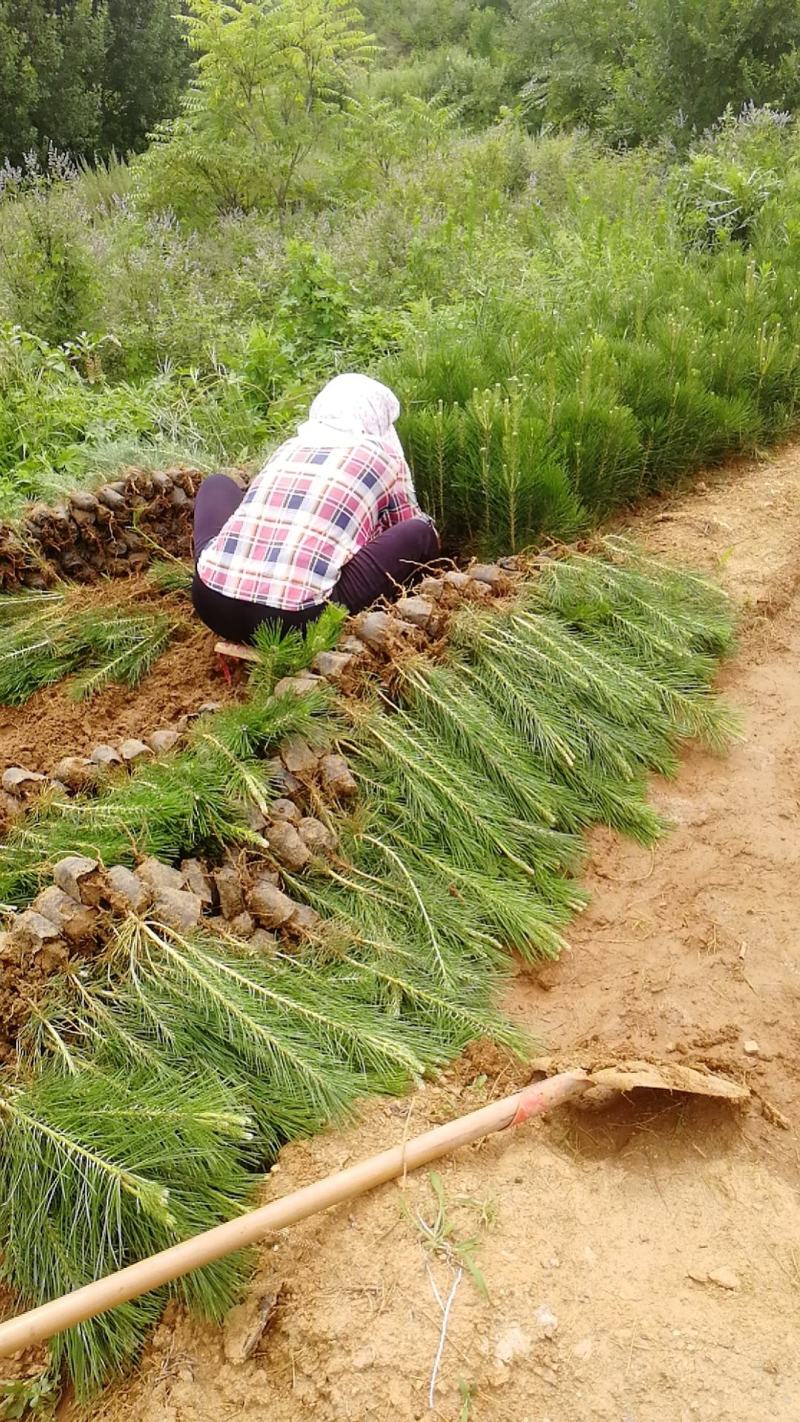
[427, 1265, 463, 1411]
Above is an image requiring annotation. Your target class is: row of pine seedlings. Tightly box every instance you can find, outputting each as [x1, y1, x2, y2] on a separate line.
[0, 537, 738, 1398]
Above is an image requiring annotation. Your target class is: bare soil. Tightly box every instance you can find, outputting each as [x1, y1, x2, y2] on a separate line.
[0, 579, 241, 774]
[68, 447, 800, 1421]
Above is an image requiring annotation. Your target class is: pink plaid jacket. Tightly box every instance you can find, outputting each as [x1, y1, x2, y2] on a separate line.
[196, 437, 422, 611]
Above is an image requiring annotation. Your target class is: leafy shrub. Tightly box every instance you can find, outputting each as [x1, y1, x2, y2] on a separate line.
[0, 151, 98, 345]
[671, 153, 781, 246]
[138, 0, 373, 224]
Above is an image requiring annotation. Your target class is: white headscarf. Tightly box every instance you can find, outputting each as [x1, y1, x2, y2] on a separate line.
[296, 373, 404, 458]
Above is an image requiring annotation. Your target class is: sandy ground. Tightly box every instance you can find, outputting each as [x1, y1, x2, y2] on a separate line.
[63, 447, 800, 1422]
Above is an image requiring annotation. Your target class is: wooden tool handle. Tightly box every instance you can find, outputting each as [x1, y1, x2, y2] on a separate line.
[0, 1070, 588, 1358]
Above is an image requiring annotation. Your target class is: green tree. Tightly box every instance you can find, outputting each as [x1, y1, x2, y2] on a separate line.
[509, 0, 800, 145]
[359, 0, 487, 55]
[508, 0, 637, 130]
[0, 0, 107, 163]
[0, 0, 188, 164]
[100, 0, 191, 154]
[34, 0, 108, 154]
[140, 0, 374, 220]
[0, 0, 41, 156]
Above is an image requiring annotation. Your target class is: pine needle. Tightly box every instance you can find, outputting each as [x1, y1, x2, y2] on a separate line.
[0, 594, 180, 705]
[148, 559, 194, 595]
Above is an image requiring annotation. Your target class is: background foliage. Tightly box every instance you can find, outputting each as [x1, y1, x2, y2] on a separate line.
[0, 0, 190, 163]
[2, 1, 800, 547]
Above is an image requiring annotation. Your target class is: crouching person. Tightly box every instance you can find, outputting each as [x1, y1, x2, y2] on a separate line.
[191, 373, 439, 641]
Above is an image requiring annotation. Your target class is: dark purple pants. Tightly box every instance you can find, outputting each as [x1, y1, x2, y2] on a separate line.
[191, 473, 440, 642]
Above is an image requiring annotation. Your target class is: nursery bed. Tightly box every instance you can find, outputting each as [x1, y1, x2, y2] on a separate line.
[68, 440, 800, 1422]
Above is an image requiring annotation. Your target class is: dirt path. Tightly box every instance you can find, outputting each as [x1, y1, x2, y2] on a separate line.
[88, 448, 800, 1422]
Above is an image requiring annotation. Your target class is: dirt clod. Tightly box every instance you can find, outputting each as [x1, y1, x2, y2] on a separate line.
[297, 817, 336, 856]
[10, 910, 63, 953]
[442, 570, 470, 590]
[281, 736, 319, 778]
[288, 903, 321, 936]
[0, 789, 24, 825]
[119, 738, 152, 763]
[53, 854, 100, 902]
[354, 609, 396, 651]
[417, 576, 444, 601]
[152, 887, 204, 931]
[2, 766, 46, 796]
[270, 763, 302, 797]
[271, 797, 301, 824]
[265, 821, 311, 872]
[249, 928, 278, 953]
[534, 1305, 559, 1339]
[213, 865, 245, 920]
[248, 879, 295, 929]
[137, 858, 185, 894]
[222, 1287, 283, 1365]
[393, 595, 438, 630]
[320, 753, 357, 800]
[495, 1326, 532, 1365]
[147, 729, 181, 754]
[274, 676, 319, 699]
[708, 1267, 740, 1291]
[468, 563, 507, 589]
[52, 756, 98, 792]
[181, 859, 214, 905]
[107, 865, 151, 913]
[90, 745, 123, 767]
[312, 650, 354, 681]
[32, 885, 98, 944]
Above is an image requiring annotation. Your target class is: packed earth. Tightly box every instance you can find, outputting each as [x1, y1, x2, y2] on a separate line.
[0, 444, 780, 1422]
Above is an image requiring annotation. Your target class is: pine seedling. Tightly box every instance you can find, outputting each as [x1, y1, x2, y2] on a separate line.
[0, 592, 180, 705]
[356, 702, 581, 881]
[534, 546, 736, 662]
[342, 716, 582, 960]
[0, 688, 333, 904]
[0, 591, 64, 626]
[118, 914, 444, 1115]
[0, 1063, 254, 1396]
[148, 558, 194, 595]
[112, 917, 361, 1141]
[248, 604, 347, 696]
[395, 658, 583, 833]
[68, 612, 176, 700]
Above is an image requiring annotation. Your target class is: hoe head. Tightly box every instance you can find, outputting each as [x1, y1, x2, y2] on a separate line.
[532, 1056, 749, 1105]
[587, 1059, 748, 1101]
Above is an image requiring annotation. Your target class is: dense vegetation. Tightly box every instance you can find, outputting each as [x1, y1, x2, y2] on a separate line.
[0, 0, 189, 161]
[2, 0, 800, 548]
